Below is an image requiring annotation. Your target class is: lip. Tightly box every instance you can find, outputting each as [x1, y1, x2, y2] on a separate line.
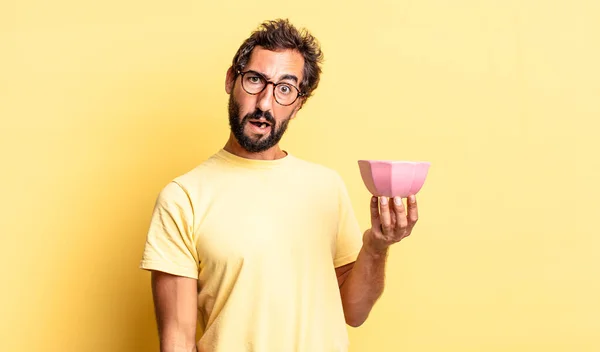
[247, 120, 272, 133]
[248, 119, 272, 126]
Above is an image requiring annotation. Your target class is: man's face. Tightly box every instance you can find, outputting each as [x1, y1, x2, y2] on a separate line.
[226, 47, 305, 153]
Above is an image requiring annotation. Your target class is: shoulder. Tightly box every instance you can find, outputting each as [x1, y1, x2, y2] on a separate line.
[168, 152, 226, 191]
[154, 153, 224, 205]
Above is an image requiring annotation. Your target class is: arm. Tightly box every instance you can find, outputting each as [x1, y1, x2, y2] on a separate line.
[336, 246, 387, 327]
[151, 270, 199, 352]
[337, 195, 419, 327]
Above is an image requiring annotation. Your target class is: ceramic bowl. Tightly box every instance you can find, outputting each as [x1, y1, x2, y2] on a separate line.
[358, 160, 431, 198]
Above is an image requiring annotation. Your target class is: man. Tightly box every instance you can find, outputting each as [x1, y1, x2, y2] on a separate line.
[140, 19, 419, 352]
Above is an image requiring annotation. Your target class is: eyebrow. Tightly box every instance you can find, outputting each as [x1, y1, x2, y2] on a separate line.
[252, 70, 299, 85]
[278, 74, 299, 85]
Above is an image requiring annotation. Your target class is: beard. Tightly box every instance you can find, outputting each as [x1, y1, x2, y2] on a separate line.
[228, 94, 291, 153]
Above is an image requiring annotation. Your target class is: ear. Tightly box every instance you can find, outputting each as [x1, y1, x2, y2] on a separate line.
[295, 97, 308, 114]
[225, 66, 235, 94]
[289, 98, 305, 120]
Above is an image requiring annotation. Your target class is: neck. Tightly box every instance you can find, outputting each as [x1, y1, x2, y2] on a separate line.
[223, 133, 287, 160]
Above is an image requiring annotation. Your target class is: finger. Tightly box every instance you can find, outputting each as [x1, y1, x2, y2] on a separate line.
[392, 196, 408, 230]
[407, 195, 419, 227]
[379, 197, 393, 235]
[370, 196, 381, 233]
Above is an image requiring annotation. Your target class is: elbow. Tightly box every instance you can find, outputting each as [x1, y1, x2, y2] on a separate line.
[346, 318, 365, 328]
[340, 291, 381, 328]
[344, 311, 368, 328]
[341, 297, 376, 328]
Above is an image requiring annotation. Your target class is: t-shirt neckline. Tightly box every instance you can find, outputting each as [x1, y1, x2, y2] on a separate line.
[215, 148, 292, 169]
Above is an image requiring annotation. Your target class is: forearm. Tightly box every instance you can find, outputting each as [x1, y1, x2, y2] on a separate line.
[339, 239, 388, 327]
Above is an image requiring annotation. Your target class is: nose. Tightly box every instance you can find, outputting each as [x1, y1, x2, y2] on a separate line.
[256, 82, 275, 113]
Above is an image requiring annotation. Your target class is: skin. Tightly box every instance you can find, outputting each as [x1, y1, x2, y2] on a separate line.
[223, 46, 304, 160]
[150, 46, 420, 351]
[337, 194, 419, 327]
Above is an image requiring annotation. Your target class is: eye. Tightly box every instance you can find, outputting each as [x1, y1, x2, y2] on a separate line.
[277, 84, 293, 95]
[247, 75, 262, 84]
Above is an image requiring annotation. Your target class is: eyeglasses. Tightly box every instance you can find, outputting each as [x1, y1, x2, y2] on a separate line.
[237, 69, 304, 106]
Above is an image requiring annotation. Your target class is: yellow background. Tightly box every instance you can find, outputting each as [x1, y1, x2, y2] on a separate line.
[1, 0, 599, 351]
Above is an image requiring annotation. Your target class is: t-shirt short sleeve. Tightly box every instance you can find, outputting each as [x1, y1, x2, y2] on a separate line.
[139, 181, 199, 279]
[333, 174, 363, 268]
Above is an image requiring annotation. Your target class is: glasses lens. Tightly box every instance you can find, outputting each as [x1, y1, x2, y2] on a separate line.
[242, 72, 265, 94]
[274, 83, 298, 106]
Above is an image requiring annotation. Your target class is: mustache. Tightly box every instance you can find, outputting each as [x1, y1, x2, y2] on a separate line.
[245, 109, 275, 125]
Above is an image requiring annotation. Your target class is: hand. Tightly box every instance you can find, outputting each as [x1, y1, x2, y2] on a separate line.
[363, 195, 419, 255]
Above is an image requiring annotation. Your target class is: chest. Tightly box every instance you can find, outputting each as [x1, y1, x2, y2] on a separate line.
[195, 178, 340, 267]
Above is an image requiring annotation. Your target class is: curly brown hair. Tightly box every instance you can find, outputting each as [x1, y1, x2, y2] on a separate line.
[231, 19, 324, 101]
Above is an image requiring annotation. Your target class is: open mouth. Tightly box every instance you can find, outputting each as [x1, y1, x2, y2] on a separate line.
[248, 120, 272, 129]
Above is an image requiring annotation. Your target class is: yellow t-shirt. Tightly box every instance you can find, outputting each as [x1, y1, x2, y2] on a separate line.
[140, 149, 363, 352]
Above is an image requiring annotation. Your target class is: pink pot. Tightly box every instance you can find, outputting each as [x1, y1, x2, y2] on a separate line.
[358, 160, 430, 198]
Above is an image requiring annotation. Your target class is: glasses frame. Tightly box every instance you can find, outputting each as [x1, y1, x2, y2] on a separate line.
[236, 69, 304, 106]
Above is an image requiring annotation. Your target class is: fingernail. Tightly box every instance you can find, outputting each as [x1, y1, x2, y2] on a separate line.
[380, 197, 388, 205]
[410, 195, 416, 203]
[394, 196, 402, 205]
